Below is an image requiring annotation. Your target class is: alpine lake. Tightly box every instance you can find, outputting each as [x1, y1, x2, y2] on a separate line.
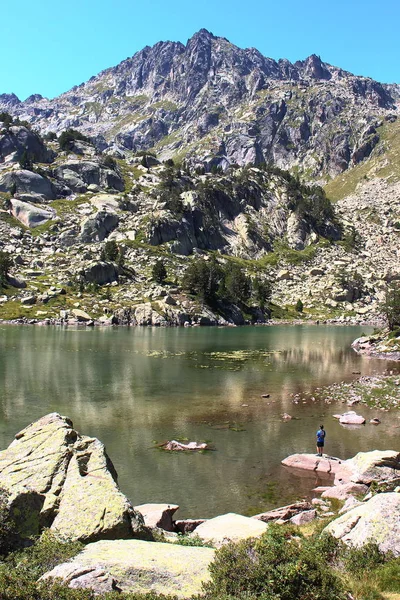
[0, 324, 398, 519]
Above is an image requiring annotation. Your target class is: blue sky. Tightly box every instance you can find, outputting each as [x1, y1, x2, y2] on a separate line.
[1, 0, 399, 100]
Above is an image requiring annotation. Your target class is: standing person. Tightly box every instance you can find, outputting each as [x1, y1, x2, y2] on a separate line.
[316, 424, 326, 457]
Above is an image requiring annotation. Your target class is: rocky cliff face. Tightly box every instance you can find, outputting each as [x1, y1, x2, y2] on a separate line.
[1, 29, 397, 179]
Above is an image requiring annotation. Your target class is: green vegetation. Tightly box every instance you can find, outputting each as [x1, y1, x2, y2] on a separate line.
[0, 251, 13, 288]
[0, 112, 13, 128]
[204, 524, 346, 600]
[152, 260, 167, 284]
[381, 283, 400, 331]
[0, 499, 399, 600]
[58, 129, 90, 151]
[182, 258, 270, 310]
[295, 298, 304, 312]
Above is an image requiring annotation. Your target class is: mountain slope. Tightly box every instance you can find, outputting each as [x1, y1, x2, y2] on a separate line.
[1, 29, 398, 180]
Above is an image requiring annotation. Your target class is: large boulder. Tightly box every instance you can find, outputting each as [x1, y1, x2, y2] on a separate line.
[0, 169, 55, 200]
[0, 413, 144, 542]
[0, 125, 55, 163]
[81, 261, 118, 285]
[334, 450, 400, 485]
[54, 161, 124, 193]
[10, 198, 55, 228]
[325, 492, 400, 555]
[80, 210, 119, 243]
[41, 539, 215, 598]
[192, 513, 268, 548]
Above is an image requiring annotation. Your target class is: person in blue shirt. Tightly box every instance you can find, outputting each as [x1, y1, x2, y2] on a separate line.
[316, 425, 326, 457]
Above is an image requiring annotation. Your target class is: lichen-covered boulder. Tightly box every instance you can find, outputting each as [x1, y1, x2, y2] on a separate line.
[0, 413, 144, 542]
[325, 492, 400, 555]
[192, 513, 268, 548]
[334, 450, 400, 485]
[41, 539, 215, 598]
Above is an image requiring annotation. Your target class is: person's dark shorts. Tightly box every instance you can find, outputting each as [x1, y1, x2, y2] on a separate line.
[317, 441, 324, 448]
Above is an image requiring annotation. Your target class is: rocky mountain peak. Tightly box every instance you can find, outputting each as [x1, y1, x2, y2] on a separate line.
[0, 31, 398, 179]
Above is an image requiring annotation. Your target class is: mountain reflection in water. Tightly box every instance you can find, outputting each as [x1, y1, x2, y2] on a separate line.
[0, 325, 398, 518]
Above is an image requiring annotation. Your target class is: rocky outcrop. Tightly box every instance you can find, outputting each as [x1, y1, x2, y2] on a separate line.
[192, 513, 268, 548]
[252, 501, 313, 523]
[282, 451, 400, 488]
[41, 539, 215, 598]
[0, 413, 145, 542]
[321, 483, 369, 500]
[325, 492, 400, 555]
[54, 161, 124, 194]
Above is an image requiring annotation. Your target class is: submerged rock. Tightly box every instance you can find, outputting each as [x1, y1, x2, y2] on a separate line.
[0, 413, 144, 542]
[41, 539, 215, 598]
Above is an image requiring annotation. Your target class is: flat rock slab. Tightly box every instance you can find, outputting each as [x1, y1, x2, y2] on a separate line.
[41, 539, 215, 598]
[282, 454, 344, 475]
[193, 513, 268, 548]
[325, 492, 400, 555]
[134, 503, 179, 531]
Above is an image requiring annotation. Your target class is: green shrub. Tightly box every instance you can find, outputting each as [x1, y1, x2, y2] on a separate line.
[100, 240, 119, 262]
[203, 525, 347, 600]
[0, 251, 13, 287]
[152, 261, 167, 284]
[58, 129, 90, 151]
[0, 487, 19, 557]
[182, 257, 223, 303]
[295, 299, 304, 313]
[0, 112, 13, 127]
[7, 529, 83, 580]
[381, 282, 400, 331]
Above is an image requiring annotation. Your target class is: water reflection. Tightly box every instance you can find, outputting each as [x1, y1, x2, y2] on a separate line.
[0, 325, 398, 518]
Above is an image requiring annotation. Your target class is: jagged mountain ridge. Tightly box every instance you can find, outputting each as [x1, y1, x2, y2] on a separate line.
[0, 29, 398, 179]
